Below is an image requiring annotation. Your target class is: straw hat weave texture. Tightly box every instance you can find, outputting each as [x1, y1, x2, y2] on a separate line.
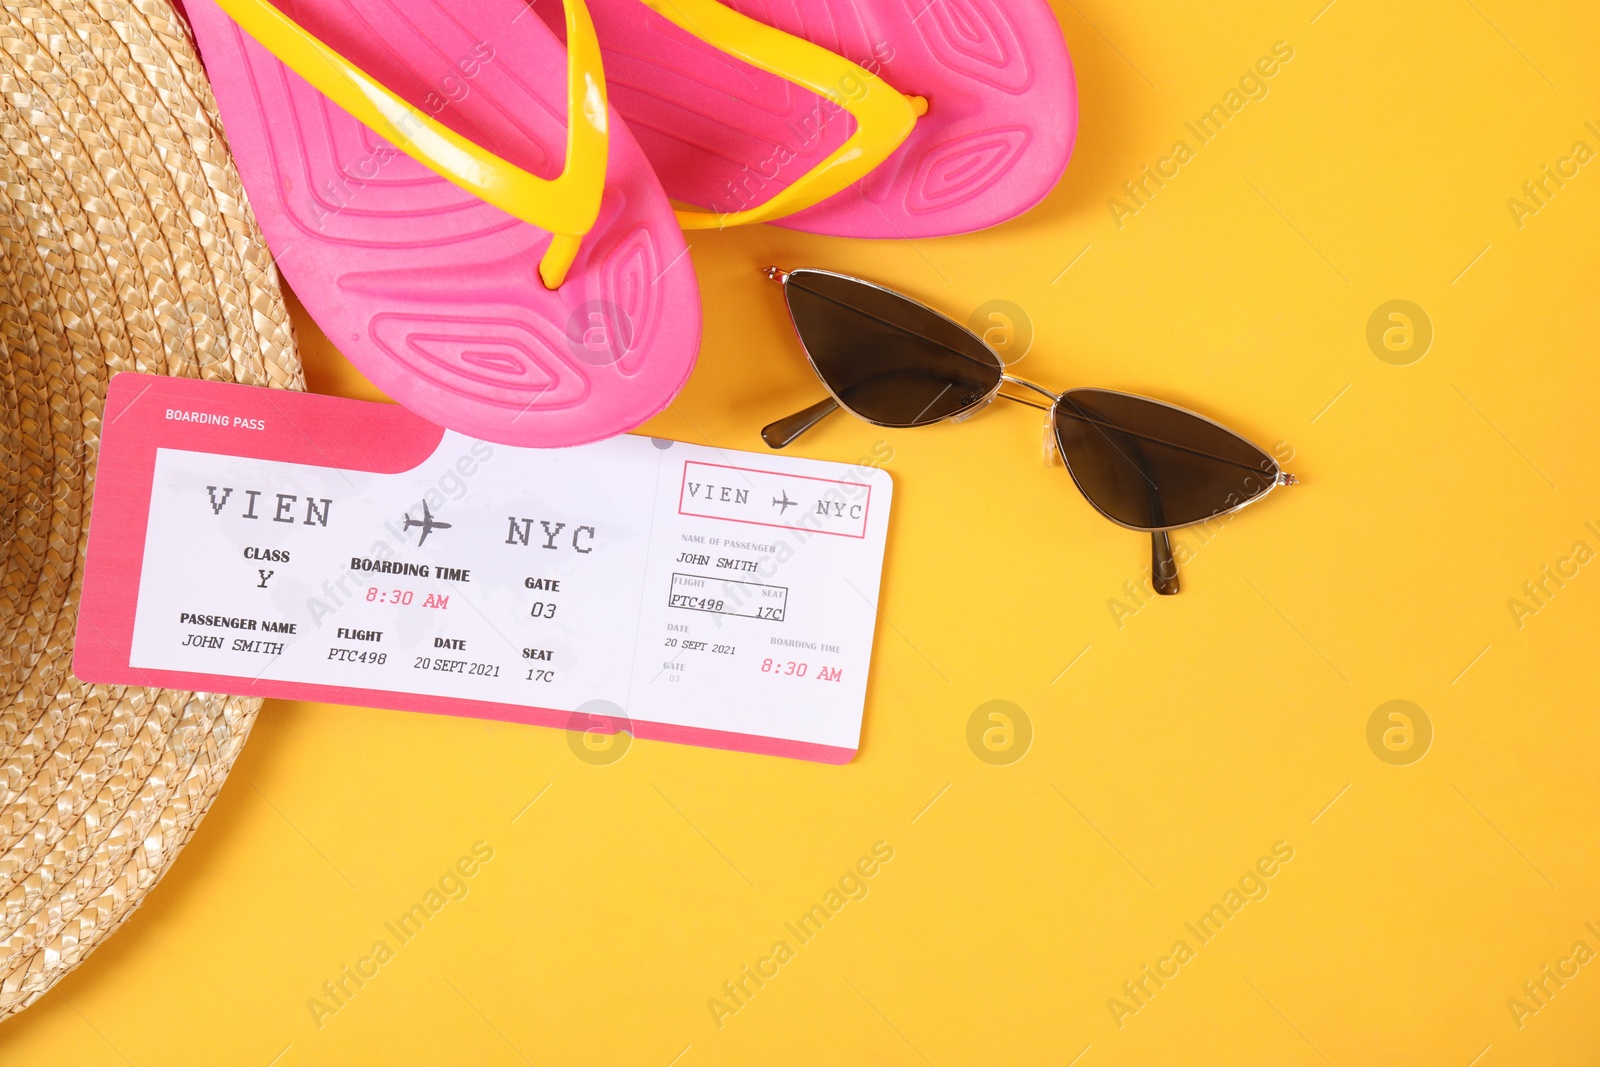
[0, 0, 300, 1018]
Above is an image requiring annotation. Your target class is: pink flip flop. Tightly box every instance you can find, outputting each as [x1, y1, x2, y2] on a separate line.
[566, 0, 1077, 238]
[184, 0, 700, 447]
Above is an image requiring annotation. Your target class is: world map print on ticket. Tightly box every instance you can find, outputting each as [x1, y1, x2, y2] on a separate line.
[76, 375, 894, 762]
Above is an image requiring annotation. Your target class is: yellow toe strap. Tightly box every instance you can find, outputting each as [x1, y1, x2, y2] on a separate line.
[216, 0, 608, 288]
[639, 0, 924, 229]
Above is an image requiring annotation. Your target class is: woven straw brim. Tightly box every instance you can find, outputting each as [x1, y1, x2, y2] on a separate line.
[0, 0, 300, 1017]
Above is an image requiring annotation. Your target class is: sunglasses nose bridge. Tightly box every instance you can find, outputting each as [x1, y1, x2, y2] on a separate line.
[999, 372, 1061, 402]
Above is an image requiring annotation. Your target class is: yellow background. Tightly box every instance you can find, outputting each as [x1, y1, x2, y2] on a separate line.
[5, 0, 1600, 1062]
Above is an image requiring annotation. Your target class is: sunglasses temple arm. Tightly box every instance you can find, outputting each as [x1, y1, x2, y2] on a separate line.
[761, 396, 840, 449]
[1151, 531, 1179, 596]
[1129, 439, 1180, 596]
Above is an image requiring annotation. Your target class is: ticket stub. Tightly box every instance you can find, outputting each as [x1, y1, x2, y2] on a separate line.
[75, 374, 893, 763]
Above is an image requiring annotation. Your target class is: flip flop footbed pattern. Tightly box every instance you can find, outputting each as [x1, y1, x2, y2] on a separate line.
[186, 0, 700, 447]
[569, 0, 1076, 237]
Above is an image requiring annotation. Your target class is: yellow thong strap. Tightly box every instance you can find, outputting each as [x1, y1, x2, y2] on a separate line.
[214, 0, 608, 288]
[640, 0, 926, 229]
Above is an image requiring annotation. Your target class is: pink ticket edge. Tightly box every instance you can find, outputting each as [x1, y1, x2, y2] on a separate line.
[73, 373, 859, 765]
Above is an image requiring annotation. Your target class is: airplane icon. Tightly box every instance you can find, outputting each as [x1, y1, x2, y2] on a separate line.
[402, 500, 452, 545]
[772, 490, 797, 515]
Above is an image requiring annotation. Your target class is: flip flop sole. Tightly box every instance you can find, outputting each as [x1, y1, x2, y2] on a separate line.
[186, 0, 700, 446]
[575, 0, 1076, 237]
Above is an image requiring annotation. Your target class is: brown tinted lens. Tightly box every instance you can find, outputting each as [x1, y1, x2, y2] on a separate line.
[784, 270, 1002, 426]
[1053, 389, 1279, 529]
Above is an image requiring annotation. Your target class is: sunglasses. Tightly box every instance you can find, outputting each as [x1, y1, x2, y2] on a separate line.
[760, 267, 1296, 594]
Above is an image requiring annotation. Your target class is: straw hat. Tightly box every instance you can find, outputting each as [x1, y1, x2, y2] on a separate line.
[0, 0, 300, 1017]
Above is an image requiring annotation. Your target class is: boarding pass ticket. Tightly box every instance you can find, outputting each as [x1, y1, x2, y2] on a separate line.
[75, 375, 893, 763]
